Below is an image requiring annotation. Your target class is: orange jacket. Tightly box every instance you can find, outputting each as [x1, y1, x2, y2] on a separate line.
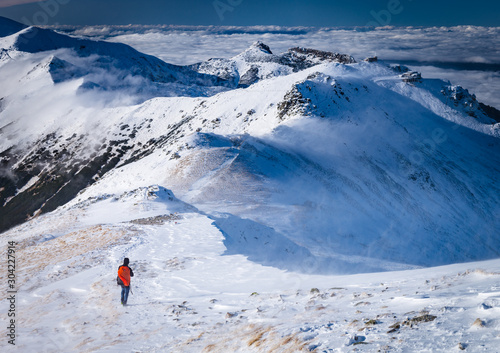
[118, 266, 132, 287]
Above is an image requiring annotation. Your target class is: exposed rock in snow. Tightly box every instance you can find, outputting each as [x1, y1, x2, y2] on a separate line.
[191, 40, 356, 88]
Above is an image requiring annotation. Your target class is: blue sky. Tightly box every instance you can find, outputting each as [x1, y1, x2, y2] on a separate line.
[0, 0, 499, 27]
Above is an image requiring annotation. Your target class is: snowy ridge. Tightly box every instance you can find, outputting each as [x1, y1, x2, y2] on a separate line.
[190, 41, 356, 88]
[0, 23, 232, 103]
[4, 26, 230, 86]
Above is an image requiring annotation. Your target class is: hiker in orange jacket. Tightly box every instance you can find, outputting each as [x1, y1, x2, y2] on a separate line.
[118, 258, 134, 305]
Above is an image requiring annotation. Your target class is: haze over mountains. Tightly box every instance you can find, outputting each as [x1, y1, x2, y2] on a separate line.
[54, 23, 500, 112]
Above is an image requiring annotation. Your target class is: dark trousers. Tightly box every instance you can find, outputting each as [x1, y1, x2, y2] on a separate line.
[121, 285, 130, 304]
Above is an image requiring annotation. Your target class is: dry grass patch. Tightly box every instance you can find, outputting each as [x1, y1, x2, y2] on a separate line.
[0, 224, 139, 289]
[197, 324, 311, 352]
[247, 326, 271, 347]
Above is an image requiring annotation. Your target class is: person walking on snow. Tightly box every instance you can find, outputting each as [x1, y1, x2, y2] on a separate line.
[117, 258, 134, 305]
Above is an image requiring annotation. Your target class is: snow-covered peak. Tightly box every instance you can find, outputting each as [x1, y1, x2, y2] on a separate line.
[0, 20, 233, 96]
[192, 41, 356, 88]
[283, 46, 356, 66]
[232, 41, 355, 67]
[235, 40, 275, 62]
[250, 40, 273, 54]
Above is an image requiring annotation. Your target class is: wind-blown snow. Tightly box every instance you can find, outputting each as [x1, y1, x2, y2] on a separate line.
[1, 186, 500, 352]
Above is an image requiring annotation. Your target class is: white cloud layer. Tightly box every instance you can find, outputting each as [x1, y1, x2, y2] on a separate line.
[51, 25, 500, 108]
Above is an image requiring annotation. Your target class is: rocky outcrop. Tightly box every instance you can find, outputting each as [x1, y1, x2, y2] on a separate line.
[191, 41, 355, 88]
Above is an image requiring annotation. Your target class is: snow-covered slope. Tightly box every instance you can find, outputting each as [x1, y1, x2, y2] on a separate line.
[2, 24, 232, 85]
[0, 17, 232, 103]
[1, 185, 500, 352]
[67, 66, 499, 271]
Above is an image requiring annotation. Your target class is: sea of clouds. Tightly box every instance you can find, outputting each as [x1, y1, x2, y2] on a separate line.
[50, 25, 500, 108]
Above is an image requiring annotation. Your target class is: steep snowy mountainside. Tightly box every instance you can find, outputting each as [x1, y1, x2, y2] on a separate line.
[3, 182, 500, 352]
[0, 19, 499, 273]
[0, 17, 231, 98]
[378, 77, 499, 129]
[68, 63, 499, 272]
[0, 17, 237, 232]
